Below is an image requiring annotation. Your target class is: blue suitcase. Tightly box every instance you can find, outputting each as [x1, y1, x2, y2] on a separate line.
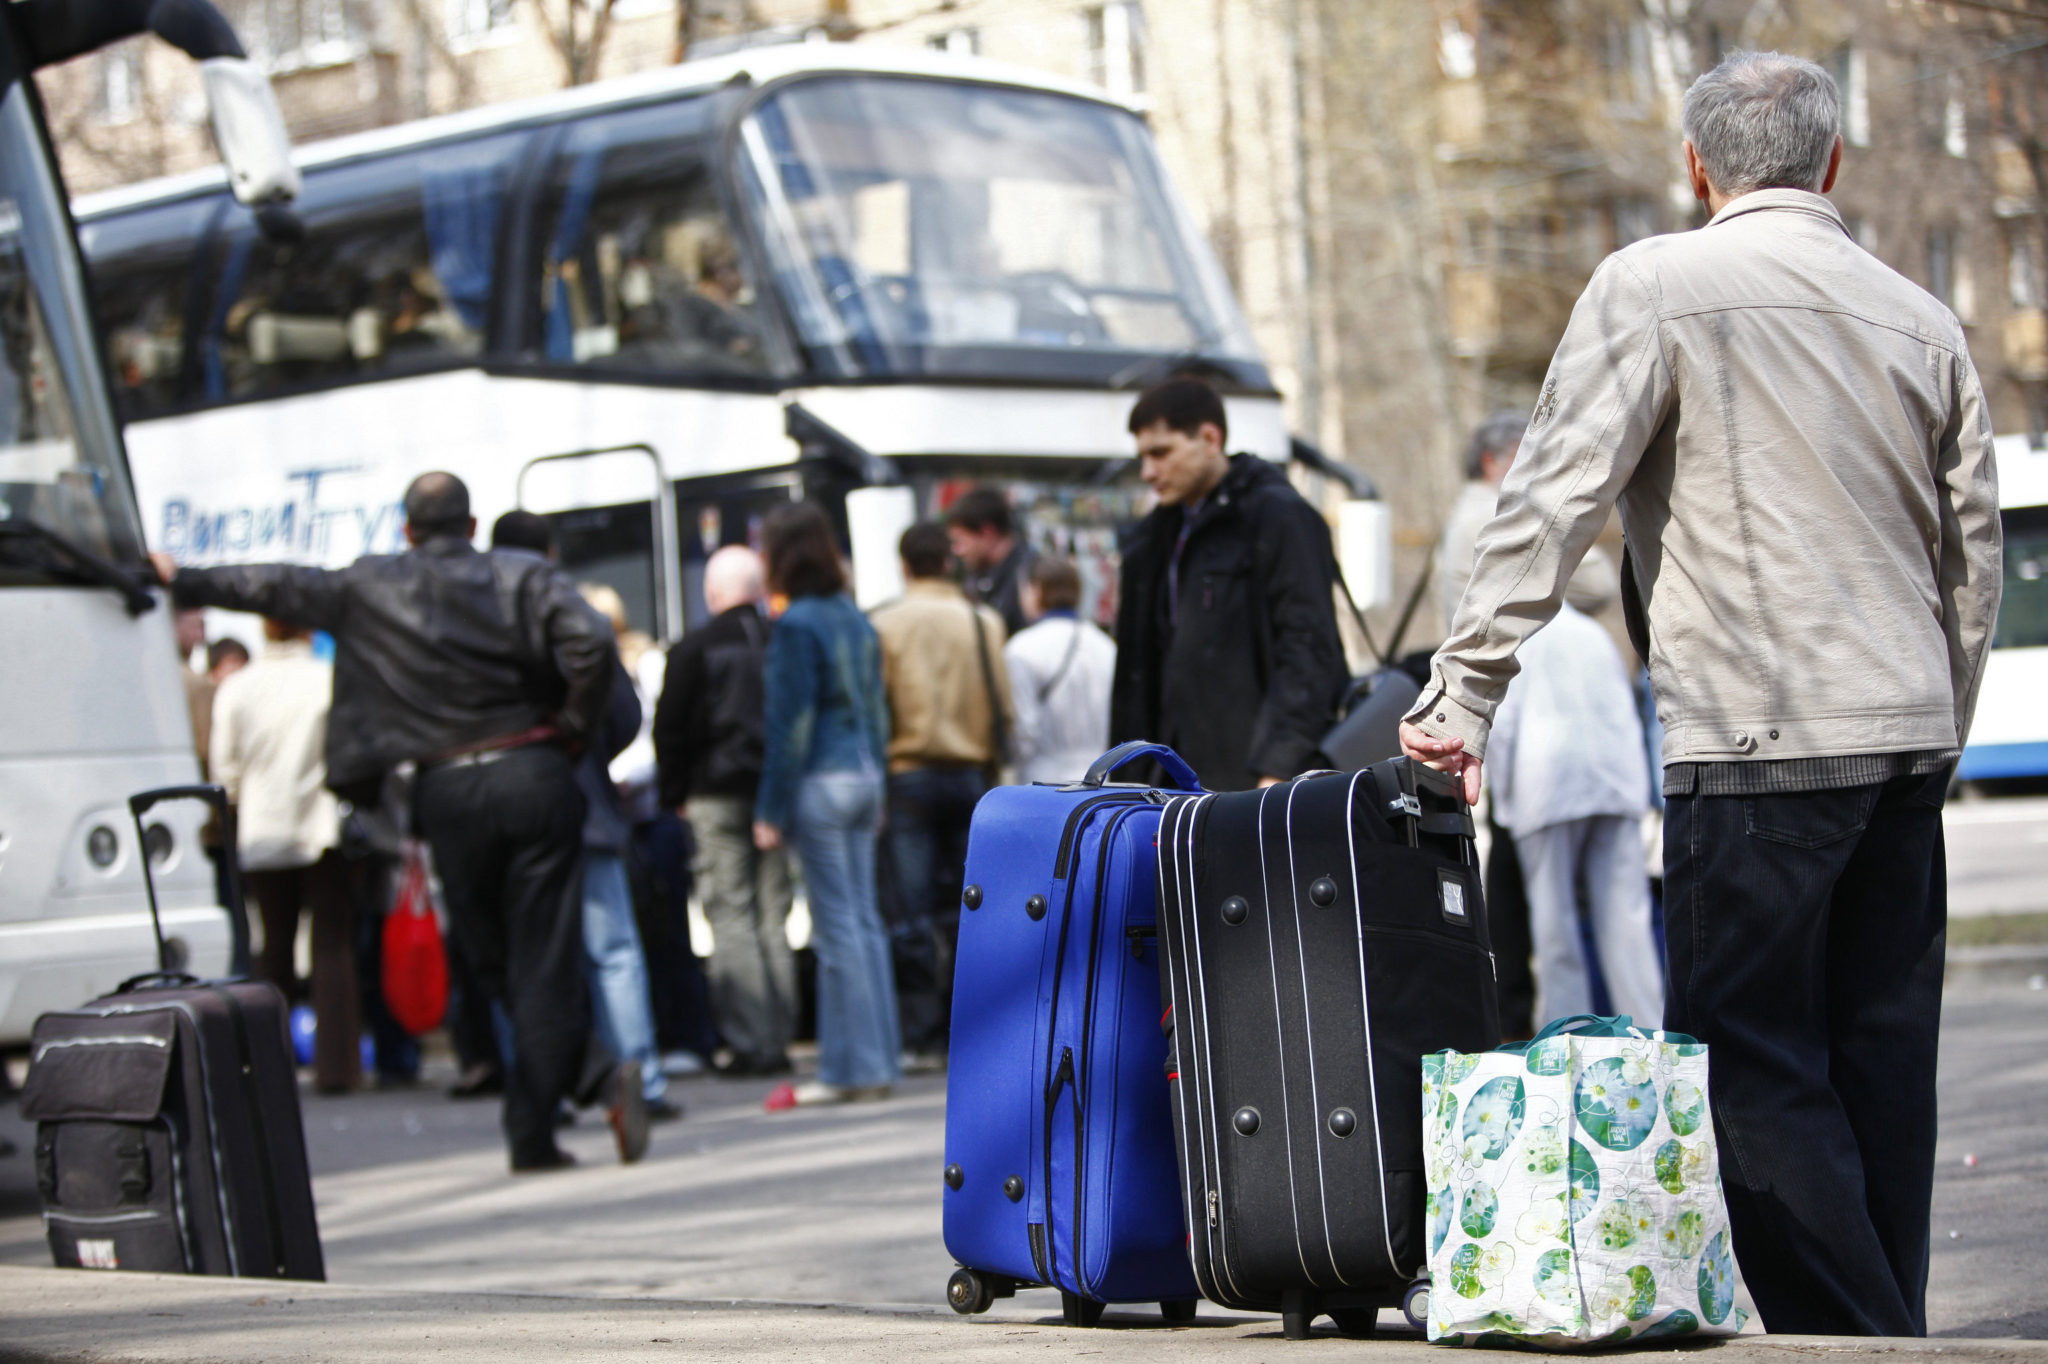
[941, 742, 1203, 1326]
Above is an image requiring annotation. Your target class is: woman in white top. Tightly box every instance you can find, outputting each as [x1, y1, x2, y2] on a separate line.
[211, 619, 355, 1091]
[1002, 556, 1118, 786]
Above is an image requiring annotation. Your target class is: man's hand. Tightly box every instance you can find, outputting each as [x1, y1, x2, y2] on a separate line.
[753, 821, 783, 852]
[148, 551, 177, 586]
[1399, 720, 1483, 805]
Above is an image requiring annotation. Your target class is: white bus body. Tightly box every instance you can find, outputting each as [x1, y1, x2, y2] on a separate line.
[1959, 434, 2048, 783]
[73, 46, 1306, 647]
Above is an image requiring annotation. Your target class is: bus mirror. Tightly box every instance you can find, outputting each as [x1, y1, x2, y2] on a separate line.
[845, 486, 917, 611]
[200, 58, 301, 207]
[1338, 499, 1394, 611]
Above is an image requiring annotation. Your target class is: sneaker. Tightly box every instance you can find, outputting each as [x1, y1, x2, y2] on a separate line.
[646, 1096, 686, 1123]
[764, 1081, 892, 1112]
[446, 1063, 503, 1099]
[608, 1061, 650, 1164]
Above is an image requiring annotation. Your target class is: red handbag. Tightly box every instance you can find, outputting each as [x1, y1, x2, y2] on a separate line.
[382, 847, 448, 1037]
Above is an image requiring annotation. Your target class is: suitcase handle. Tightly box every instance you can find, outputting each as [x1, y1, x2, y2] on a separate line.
[1080, 742, 1203, 792]
[129, 784, 250, 979]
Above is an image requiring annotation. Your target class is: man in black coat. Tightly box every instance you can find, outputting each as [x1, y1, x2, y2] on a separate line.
[1109, 377, 1348, 792]
[153, 473, 613, 1174]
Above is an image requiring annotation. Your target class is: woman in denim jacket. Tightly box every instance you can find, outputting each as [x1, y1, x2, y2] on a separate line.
[753, 504, 901, 1105]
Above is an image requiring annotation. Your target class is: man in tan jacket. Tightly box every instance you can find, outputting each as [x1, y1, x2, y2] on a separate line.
[1403, 51, 2001, 1338]
[870, 521, 1015, 1066]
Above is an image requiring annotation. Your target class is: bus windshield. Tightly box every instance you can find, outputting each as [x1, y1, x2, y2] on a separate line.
[0, 86, 144, 575]
[738, 74, 1265, 385]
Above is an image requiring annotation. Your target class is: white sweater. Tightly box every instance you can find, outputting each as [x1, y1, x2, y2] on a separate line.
[210, 639, 341, 871]
[1003, 613, 1117, 786]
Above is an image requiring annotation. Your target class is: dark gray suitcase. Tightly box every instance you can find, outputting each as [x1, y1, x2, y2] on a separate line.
[19, 786, 325, 1280]
[1155, 759, 1498, 1338]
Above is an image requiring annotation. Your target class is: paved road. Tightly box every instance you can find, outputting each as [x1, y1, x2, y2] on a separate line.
[3, 980, 2045, 1341]
[1947, 796, 2048, 916]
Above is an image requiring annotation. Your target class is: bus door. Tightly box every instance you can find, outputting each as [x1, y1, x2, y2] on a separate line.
[667, 469, 803, 630]
[517, 444, 681, 644]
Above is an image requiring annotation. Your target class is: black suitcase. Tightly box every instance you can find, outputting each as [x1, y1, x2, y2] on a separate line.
[19, 785, 325, 1280]
[1155, 759, 1498, 1338]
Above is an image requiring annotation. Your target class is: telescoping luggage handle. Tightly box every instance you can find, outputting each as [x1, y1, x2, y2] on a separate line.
[124, 785, 251, 989]
[1079, 741, 1204, 793]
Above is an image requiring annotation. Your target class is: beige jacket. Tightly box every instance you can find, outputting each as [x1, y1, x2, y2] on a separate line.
[1408, 189, 2002, 767]
[210, 638, 341, 871]
[870, 579, 1016, 774]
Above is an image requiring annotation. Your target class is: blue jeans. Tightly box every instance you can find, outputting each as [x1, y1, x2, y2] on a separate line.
[886, 766, 986, 1054]
[1663, 768, 1947, 1336]
[583, 850, 666, 1103]
[793, 770, 900, 1089]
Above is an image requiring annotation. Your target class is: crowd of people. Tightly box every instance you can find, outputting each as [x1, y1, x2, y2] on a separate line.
[146, 48, 2005, 1343]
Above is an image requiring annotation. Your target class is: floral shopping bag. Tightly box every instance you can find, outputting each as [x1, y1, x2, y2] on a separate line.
[1423, 1015, 1748, 1348]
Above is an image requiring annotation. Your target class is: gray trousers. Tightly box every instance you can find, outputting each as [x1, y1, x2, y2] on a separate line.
[1513, 814, 1665, 1027]
[687, 795, 796, 1064]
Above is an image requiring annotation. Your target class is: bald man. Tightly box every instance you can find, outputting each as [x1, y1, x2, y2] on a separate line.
[653, 547, 795, 1076]
[153, 471, 617, 1173]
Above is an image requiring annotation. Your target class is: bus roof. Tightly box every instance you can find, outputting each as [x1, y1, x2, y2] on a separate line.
[2000, 434, 2048, 511]
[73, 43, 1141, 220]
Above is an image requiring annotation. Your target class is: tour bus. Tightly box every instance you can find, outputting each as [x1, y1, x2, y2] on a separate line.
[1958, 433, 2048, 785]
[0, 2, 298, 1046]
[71, 43, 1377, 648]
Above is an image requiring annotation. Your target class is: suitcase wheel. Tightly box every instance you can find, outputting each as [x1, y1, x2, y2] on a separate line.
[1402, 1280, 1430, 1333]
[1060, 1291, 1107, 1328]
[947, 1266, 995, 1315]
[1160, 1299, 1198, 1325]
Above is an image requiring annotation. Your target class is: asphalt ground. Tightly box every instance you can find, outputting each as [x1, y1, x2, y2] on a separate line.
[2, 979, 2046, 1358]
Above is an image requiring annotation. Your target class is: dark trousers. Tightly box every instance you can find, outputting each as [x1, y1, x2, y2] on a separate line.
[1663, 769, 1947, 1337]
[885, 765, 985, 1055]
[630, 813, 721, 1058]
[247, 849, 360, 1093]
[414, 745, 588, 1166]
[344, 848, 419, 1083]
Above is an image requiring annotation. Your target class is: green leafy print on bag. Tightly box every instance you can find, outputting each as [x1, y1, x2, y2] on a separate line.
[1462, 1183, 1499, 1237]
[1576, 1056, 1658, 1151]
[1532, 1247, 1577, 1307]
[1665, 1077, 1707, 1136]
[1515, 1191, 1569, 1244]
[1568, 1141, 1601, 1223]
[1524, 1035, 1570, 1076]
[1449, 1241, 1515, 1298]
[1656, 1138, 1713, 1195]
[1461, 1076, 1526, 1160]
[1595, 1195, 1654, 1252]
[1638, 1310, 1701, 1339]
[1698, 1231, 1737, 1325]
[1593, 1266, 1659, 1322]
[1430, 1187, 1455, 1254]
[1522, 1121, 1565, 1177]
[1661, 1204, 1707, 1259]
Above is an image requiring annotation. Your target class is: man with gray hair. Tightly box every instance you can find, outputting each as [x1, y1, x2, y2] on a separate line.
[1403, 50, 2001, 1336]
[653, 546, 795, 1076]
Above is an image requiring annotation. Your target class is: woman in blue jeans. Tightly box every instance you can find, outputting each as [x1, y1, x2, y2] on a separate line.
[752, 503, 901, 1106]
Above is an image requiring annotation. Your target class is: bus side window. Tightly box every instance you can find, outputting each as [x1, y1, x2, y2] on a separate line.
[537, 100, 783, 379]
[200, 134, 523, 402]
[80, 198, 218, 420]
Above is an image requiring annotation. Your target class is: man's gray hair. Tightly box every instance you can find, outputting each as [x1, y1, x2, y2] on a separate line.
[1465, 411, 1528, 480]
[1681, 50, 1841, 196]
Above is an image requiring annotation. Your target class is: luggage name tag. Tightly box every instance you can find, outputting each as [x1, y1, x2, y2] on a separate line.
[1437, 869, 1471, 927]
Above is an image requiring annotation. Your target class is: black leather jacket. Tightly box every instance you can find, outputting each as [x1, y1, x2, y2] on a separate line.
[170, 537, 614, 803]
[653, 603, 768, 806]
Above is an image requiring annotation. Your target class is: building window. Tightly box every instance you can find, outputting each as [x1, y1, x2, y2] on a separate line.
[1928, 228, 1956, 309]
[96, 43, 144, 124]
[447, 0, 516, 44]
[236, 0, 357, 71]
[1829, 45, 1870, 148]
[1086, 3, 1146, 101]
[2010, 226, 2044, 311]
[1945, 75, 1968, 159]
[926, 27, 980, 57]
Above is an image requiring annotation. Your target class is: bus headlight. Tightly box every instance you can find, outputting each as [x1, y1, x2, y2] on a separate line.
[86, 825, 119, 869]
[143, 823, 173, 866]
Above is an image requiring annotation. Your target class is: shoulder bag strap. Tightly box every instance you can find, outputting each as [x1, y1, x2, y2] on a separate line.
[1036, 619, 1086, 705]
[968, 600, 1011, 765]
